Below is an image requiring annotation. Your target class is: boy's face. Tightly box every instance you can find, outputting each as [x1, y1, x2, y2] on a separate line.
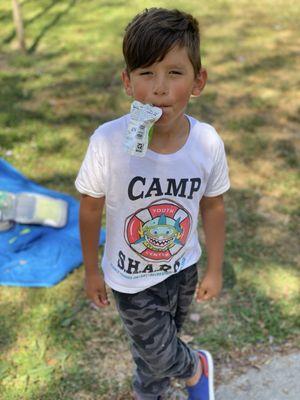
[122, 45, 207, 129]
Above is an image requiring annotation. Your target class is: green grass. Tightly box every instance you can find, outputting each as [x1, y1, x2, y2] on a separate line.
[0, 0, 299, 398]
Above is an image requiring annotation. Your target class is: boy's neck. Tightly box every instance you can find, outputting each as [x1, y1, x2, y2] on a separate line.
[149, 115, 190, 154]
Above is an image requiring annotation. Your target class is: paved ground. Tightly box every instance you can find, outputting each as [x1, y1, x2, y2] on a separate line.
[216, 352, 300, 400]
[167, 351, 300, 400]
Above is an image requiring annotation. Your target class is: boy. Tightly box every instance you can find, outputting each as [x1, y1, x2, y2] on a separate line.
[75, 8, 230, 400]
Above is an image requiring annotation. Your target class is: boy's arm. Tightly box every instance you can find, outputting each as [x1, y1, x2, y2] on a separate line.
[196, 194, 226, 302]
[79, 194, 109, 308]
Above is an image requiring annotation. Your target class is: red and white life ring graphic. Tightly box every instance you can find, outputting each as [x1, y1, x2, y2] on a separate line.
[125, 199, 191, 262]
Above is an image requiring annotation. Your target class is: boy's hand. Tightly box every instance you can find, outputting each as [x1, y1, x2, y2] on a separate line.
[195, 270, 223, 302]
[85, 271, 110, 308]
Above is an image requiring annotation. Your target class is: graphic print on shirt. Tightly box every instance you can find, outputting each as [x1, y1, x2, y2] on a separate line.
[124, 199, 192, 262]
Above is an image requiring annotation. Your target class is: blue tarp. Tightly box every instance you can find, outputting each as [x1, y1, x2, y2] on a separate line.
[0, 158, 105, 287]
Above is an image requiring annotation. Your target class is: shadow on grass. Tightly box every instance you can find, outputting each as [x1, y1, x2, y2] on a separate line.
[212, 49, 300, 88]
[241, 52, 299, 74]
[191, 281, 296, 354]
[3, 0, 61, 45]
[29, 370, 131, 400]
[188, 91, 277, 164]
[28, 0, 77, 54]
[34, 171, 78, 195]
[274, 139, 299, 168]
[26, 0, 62, 26]
[0, 73, 48, 139]
[0, 300, 23, 354]
[0, 73, 31, 111]
[29, 371, 114, 400]
[227, 283, 296, 345]
[0, 0, 33, 23]
[0, 56, 123, 137]
[3, 0, 78, 54]
[226, 188, 268, 261]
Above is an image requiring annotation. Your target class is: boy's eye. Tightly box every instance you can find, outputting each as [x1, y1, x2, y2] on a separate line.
[169, 71, 182, 75]
[139, 71, 152, 76]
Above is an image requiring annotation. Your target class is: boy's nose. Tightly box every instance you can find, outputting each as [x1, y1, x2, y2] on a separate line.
[152, 76, 168, 95]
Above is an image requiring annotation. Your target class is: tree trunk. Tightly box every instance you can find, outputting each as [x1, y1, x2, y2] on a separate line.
[12, 0, 26, 52]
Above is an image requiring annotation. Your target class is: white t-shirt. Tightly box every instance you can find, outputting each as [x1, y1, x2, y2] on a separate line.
[75, 114, 230, 293]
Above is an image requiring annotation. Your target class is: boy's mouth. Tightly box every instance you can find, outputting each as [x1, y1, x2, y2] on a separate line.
[152, 105, 171, 115]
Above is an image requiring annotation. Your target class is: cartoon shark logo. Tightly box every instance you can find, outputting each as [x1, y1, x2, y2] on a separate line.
[135, 214, 183, 251]
[125, 199, 191, 261]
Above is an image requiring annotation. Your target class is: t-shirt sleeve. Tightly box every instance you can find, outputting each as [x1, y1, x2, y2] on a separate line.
[204, 138, 230, 197]
[74, 138, 106, 198]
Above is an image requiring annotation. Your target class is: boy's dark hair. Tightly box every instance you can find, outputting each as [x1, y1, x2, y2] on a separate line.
[123, 8, 201, 77]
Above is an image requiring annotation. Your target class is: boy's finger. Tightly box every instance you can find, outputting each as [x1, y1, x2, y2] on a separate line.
[92, 295, 103, 308]
[100, 298, 110, 306]
[99, 292, 110, 306]
[196, 286, 206, 302]
[203, 292, 210, 300]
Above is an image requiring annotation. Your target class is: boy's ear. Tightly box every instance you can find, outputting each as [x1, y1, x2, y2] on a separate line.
[121, 69, 133, 96]
[191, 68, 207, 97]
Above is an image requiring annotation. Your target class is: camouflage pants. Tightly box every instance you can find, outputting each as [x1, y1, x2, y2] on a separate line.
[112, 264, 199, 400]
